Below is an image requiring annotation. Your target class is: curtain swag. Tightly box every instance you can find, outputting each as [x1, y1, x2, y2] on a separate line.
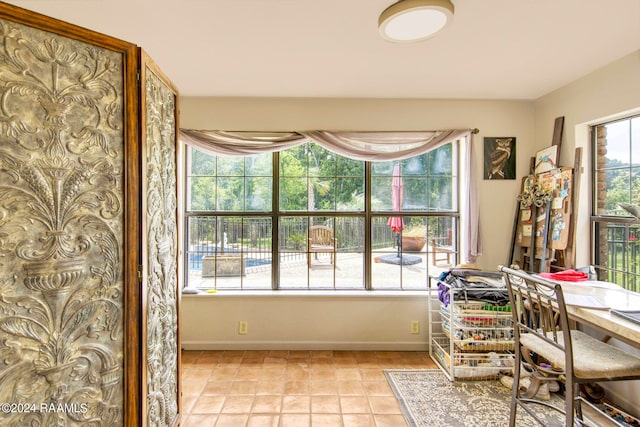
[180, 129, 472, 161]
[179, 128, 481, 262]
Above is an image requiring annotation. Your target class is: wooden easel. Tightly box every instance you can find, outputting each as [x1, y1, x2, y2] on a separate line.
[508, 117, 582, 272]
[509, 153, 580, 272]
[562, 147, 582, 270]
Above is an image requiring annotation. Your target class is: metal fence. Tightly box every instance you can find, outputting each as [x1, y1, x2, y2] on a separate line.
[186, 216, 399, 271]
[185, 215, 455, 276]
[597, 222, 640, 292]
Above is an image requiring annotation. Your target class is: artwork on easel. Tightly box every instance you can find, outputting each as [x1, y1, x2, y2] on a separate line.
[547, 168, 573, 250]
[513, 167, 573, 270]
[515, 176, 535, 247]
[534, 145, 558, 174]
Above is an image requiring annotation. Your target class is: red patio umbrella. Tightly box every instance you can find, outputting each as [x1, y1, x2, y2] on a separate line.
[387, 163, 404, 256]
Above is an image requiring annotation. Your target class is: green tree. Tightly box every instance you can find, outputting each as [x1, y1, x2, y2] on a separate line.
[605, 170, 640, 213]
[334, 156, 364, 209]
[191, 149, 216, 175]
[189, 176, 216, 211]
[307, 143, 332, 211]
[279, 149, 307, 210]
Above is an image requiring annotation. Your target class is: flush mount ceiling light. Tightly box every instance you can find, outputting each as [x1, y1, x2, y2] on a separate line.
[379, 0, 454, 43]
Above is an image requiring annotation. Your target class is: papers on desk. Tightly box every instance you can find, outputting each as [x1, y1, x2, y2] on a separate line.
[562, 283, 640, 311]
[543, 277, 622, 290]
[540, 274, 640, 310]
[562, 293, 610, 309]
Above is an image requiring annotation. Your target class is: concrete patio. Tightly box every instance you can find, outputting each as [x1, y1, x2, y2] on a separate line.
[187, 245, 454, 291]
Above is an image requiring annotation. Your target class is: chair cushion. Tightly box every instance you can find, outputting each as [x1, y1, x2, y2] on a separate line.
[520, 329, 640, 380]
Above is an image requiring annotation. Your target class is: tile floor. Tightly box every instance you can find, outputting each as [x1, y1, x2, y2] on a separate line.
[180, 350, 436, 427]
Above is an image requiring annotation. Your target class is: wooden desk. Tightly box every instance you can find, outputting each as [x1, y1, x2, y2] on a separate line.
[556, 280, 640, 349]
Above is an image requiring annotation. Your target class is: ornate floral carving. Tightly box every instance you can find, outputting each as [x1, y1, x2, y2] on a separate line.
[0, 18, 124, 426]
[144, 70, 178, 427]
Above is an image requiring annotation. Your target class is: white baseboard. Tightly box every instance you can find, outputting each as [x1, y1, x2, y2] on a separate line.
[181, 340, 429, 352]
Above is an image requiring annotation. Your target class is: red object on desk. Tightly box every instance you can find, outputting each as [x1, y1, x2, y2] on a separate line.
[540, 269, 588, 282]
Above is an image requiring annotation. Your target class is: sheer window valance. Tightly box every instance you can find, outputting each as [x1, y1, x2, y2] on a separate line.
[179, 128, 482, 262]
[180, 129, 470, 161]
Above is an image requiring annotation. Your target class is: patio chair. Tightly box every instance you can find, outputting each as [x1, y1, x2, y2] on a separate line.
[431, 228, 454, 265]
[499, 265, 640, 427]
[308, 225, 337, 266]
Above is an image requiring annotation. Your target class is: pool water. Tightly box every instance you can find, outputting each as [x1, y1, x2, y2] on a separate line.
[188, 250, 271, 270]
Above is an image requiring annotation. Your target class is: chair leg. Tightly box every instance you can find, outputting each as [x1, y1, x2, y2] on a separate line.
[509, 349, 521, 427]
[575, 382, 583, 425]
[564, 378, 576, 427]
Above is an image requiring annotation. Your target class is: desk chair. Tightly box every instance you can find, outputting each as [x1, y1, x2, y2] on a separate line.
[499, 265, 640, 427]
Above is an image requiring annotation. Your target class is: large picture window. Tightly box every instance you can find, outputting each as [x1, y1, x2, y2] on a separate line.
[592, 114, 640, 291]
[184, 136, 462, 291]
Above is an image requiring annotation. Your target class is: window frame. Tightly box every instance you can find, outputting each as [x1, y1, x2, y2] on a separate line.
[184, 141, 460, 291]
[591, 114, 640, 292]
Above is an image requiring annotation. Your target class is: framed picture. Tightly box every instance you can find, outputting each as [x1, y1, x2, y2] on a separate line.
[484, 137, 516, 180]
[534, 145, 558, 174]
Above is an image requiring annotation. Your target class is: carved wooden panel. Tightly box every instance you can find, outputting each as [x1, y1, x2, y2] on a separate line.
[0, 14, 130, 427]
[140, 52, 180, 427]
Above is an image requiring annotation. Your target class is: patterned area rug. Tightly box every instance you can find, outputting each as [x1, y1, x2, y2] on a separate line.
[384, 369, 572, 427]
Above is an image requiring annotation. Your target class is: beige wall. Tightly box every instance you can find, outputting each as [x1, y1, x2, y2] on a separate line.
[534, 50, 640, 267]
[181, 292, 433, 351]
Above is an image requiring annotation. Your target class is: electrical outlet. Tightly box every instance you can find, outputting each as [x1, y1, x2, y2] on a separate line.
[410, 320, 420, 334]
[238, 320, 248, 335]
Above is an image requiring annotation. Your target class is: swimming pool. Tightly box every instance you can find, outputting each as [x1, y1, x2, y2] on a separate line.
[188, 248, 271, 270]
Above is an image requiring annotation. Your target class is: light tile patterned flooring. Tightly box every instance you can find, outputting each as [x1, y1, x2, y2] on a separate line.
[180, 350, 436, 427]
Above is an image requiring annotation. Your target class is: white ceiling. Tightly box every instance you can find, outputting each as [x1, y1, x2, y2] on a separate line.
[5, 0, 640, 100]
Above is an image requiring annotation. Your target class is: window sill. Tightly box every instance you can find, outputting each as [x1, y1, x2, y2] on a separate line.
[182, 289, 432, 298]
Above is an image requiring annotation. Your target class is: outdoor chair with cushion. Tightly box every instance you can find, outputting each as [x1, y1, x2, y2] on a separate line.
[308, 225, 337, 266]
[499, 265, 640, 427]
